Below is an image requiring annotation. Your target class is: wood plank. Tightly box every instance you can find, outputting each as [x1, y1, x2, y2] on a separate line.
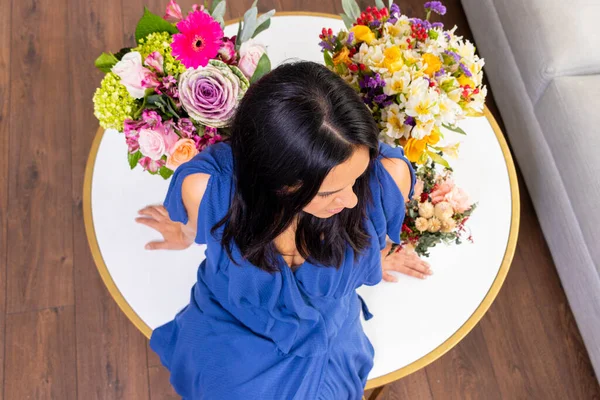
[0, 0, 10, 396]
[4, 307, 77, 399]
[148, 366, 180, 400]
[379, 370, 433, 400]
[7, 0, 74, 313]
[478, 180, 571, 399]
[67, 0, 151, 398]
[147, 340, 162, 367]
[425, 325, 501, 400]
[514, 180, 600, 399]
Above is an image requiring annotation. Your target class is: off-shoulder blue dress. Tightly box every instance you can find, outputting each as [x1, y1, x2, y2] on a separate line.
[150, 140, 416, 400]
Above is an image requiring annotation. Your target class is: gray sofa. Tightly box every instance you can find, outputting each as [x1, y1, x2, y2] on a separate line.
[461, 0, 600, 378]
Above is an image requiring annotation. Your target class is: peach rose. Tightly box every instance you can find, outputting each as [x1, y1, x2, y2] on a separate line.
[166, 139, 199, 170]
[430, 179, 454, 204]
[445, 186, 471, 213]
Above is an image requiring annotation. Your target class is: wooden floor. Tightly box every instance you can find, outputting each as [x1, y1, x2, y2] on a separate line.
[1, 0, 598, 398]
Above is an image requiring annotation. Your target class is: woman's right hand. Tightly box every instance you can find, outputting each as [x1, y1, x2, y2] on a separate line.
[135, 205, 195, 250]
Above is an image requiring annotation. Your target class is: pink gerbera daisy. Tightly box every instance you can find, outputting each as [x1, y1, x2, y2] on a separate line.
[171, 10, 224, 69]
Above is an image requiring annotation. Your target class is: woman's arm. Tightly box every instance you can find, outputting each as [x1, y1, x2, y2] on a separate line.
[136, 172, 211, 250]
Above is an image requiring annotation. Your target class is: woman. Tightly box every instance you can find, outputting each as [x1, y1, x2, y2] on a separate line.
[136, 60, 431, 399]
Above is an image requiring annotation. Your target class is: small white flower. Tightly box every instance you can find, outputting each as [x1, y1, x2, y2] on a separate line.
[383, 70, 411, 96]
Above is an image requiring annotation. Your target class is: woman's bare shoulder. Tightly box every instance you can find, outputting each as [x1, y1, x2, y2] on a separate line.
[181, 173, 211, 226]
[379, 157, 412, 203]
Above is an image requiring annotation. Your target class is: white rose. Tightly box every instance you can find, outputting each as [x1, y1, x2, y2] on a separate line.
[237, 39, 266, 78]
[138, 128, 167, 161]
[111, 52, 150, 99]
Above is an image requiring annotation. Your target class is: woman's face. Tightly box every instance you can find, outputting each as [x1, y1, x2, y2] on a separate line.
[303, 146, 371, 219]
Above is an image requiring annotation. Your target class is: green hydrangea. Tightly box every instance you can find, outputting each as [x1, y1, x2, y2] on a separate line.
[93, 72, 137, 131]
[132, 32, 186, 76]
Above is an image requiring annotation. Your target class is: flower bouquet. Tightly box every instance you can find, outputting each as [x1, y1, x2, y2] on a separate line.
[93, 0, 275, 179]
[319, 0, 486, 167]
[401, 162, 477, 257]
[321, 0, 483, 256]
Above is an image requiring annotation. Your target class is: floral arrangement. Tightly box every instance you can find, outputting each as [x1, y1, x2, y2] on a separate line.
[320, 0, 486, 167]
[93, 0, 275, 178]
[399, 161, 477, 257]
[321, 1, 483, 256]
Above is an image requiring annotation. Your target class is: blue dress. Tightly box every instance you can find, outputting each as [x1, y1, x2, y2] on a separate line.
[150, 140, 416, 399]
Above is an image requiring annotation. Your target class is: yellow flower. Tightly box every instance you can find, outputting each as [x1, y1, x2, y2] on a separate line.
[422, 53, 442, 76]
[457, 75, 475, 88]
[404, 137, 428, 164]
[350, 25, 376, 45]
[383, 46, 404, 72]
[332, 47, 351, 66]
[425, 127, 441, 145]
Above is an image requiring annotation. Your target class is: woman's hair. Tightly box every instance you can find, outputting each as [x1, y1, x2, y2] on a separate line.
[213, 60, 380, 272]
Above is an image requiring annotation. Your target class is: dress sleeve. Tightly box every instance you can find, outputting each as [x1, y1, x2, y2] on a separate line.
[367, 141, 417, 248]
[162, 142, 234, 245]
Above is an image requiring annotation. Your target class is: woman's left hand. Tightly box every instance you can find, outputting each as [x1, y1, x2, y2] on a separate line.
[380, 241, 433, 282]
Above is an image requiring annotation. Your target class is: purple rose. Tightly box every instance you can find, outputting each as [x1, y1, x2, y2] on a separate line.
[178, 59, 249, 128]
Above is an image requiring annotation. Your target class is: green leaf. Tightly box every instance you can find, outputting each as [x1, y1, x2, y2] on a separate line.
[94, 52, 119, 73]
[342, 0, 360, 21]
[135, 7, 179, 44]
[211, 0, 226, 28]
[252, 17, 271, 38]
[442, 123, 467, 135]
[210, 0, 224, 14]
[128, 151, 143, 170]
[239, 6, 258, 43]
[427, 151, 451, 169]
[253, 9, 275, 38]
[235, 20, 243, 49]
[375, 0, 385, 9]
[323, 51, 334, 67]
[388, 0, 394, 9]
[159, 166, 174, 179]
[250, 53, 271, 84]
[113, 47, 132, 61]
[340, 13, 354, 29]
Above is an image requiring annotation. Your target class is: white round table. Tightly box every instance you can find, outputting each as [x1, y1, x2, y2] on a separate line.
[84, 13, 520, 390]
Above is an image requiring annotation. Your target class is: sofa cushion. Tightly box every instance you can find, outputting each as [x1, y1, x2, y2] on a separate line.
[491, 0, 600, 104]
[534, 74, 600, 273]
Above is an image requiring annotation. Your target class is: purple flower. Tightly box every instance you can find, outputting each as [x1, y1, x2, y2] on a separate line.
[444, 50, 460, 63]
[178, 60, 248, 128]
[432, 22, 444, 29]
[434, 68, 446, 77]
[459, 63, 473, 77]
[405, 116, 416, 127]
[410, 18, 432, 30]
[424, 1, 447, 15]
[388, 3, 401, 24]
[141, 110, 162, 127]
[444, 32, 451, 41]
[345, 32, 355, 45]
[318, 31, 337, 53]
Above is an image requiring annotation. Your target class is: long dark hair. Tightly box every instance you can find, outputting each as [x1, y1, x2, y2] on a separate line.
[213, 60, 380, 272]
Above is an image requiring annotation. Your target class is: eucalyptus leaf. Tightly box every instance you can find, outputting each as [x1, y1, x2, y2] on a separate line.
[210, 0, 223, 14]
[256, 9, 275, 27]
[239, 6, 258, 43]
[212, 0, 227, 27]
[388, 0, 394, 9]
[252, 17, 271, 38]
[375, 0, 385, 9]
[135, 7, 179, 44]
[341, 0, 361, 21]
[341, 13, 354, 29]
[250, 53, 271, 84]
[94, 52, 119, 73]
[235, 20, 243, 48]
[442, 123, 467, 135]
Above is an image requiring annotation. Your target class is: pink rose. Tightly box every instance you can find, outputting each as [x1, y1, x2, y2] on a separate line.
[238, 39, 266, 78]
[218, 37, 237, 65]
[111, 52, 153, 98]
[429, 179, 455, 204]
[445, 186, 471, 213]
[138, 128, 167, 160]
[144, 51, 164, 74]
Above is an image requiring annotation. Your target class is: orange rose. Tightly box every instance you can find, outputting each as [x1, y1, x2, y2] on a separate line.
[166, 138, 199, 170]
[332, 47, 351, 66]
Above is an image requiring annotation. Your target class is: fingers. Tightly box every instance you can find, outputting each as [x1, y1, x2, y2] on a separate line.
[145, 241, 169, 250]
[138, 206, 165, 221]
[382, 271, 398, 283]
[405, 256, 432, 275]
[135, 217, 162, 231]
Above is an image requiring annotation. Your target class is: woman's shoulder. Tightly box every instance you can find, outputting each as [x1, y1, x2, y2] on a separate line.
[186, 140, 233, 177]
